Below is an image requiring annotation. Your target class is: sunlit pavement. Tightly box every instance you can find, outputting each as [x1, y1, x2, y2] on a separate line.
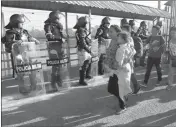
[1, 65, 176, 127]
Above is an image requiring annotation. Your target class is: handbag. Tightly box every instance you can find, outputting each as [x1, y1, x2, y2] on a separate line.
[107, 74, 119, 97]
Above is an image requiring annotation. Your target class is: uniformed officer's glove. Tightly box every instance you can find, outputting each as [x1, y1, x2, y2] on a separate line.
[46, 34, 54, 40]
[31, 37, 40, 45]
[16, 54, 23, 63]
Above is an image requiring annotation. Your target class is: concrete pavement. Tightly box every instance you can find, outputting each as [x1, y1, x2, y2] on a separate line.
[1, 66, 176, 127]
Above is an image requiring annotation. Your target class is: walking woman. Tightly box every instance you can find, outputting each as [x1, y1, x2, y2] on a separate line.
[105, 25, 135, 114]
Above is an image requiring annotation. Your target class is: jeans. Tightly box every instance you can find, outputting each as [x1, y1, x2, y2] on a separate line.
[131, 73, 140, 91]
[144, 57, 162, 84]
[98, 54, 106, 75]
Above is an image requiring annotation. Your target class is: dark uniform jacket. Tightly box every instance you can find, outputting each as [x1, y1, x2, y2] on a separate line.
[132, 36, 143, 58]
[44, 20, 65, 42]
[136, 27, 148, 40]
[95, 26, 110, 45]
[2, 29, 35, 53]
[75, 27, 92, 54]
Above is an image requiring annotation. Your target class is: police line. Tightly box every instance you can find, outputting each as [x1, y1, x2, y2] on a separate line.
[15, 62, 42, 73]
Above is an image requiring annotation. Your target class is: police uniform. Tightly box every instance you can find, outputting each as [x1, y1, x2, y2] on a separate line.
[74, 16, 93, 86]
[137, 21, 149, 40]
[44, 10, 66, 92]
[2, 14, 39, 95]
[95, 17, 110, 75]
[121, 18, 128, 28]
[156, 21, 162, 35]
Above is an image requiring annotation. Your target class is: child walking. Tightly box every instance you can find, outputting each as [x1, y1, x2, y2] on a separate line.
[141, 25, 166, 87]
[166, 27, 176, 90]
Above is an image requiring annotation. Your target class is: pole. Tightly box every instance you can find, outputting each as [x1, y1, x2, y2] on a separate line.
[1, 12, 5, 37]
[157, 0, 161, 22]
[158, 0, 161, 9]
[89, 7, 91, 36]
[65, 12, 71, 85]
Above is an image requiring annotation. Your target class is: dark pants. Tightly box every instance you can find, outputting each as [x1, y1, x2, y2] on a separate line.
[144, 57, 162, 84]
[79, 59, 92, 83]
[131, 73, 140, 91]
[98, 54, 106, 75]
[140, 49, 148, 66]
[51, 66, 63, 89]
[10, 53, 16, 78]
[108, 74, 125, 109]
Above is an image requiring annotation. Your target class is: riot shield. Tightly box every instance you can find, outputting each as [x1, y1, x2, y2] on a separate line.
[11, 41, 44, 96]
[45, 40, 70, 91]
[90, 39, 99, 76]
[98, 39, 111, 56]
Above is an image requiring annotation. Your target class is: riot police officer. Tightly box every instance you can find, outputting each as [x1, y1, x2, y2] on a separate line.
[1, 14, 39, 95]
[136, 21, 149, 40]
[156, 21, 162, 35]
[120, 18, 128, 28]
[95, 17, 111, 75]
[129, 20, 136, 35]
[74, 16, 95, 86]
[44, 10, 67, 92]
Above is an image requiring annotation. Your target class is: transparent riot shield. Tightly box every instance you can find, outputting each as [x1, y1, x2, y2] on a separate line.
[91, 39, 99, 76]
[12, 41, 44, 96]
[98, 39, 112, 75]
[45, 40, 70, 91]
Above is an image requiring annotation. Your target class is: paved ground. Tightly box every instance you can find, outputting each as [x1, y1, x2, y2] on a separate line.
[1, 65, 176, 127]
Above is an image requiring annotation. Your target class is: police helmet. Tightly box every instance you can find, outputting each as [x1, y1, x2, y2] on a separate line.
[5, 14, 25, 29]
[140, 21, 147, 27]
[129, 20, 135, 26]
[49, 10, 64, 20]
[101, 17, 111, 25]
[73, 16, 88, 29]
[121, 18, 128, 26]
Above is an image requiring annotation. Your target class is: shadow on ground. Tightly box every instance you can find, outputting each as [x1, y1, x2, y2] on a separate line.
[2, 65, 176, 127]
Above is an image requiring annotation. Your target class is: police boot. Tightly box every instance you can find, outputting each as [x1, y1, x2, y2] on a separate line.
[50, 75, 58, 92]
[79, 70, 88, 86]
[98, 55, 104, 75]
[86, 63, 92, 79]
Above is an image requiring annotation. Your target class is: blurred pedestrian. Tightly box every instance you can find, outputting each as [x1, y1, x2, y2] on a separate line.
[166, 26, 176, 90]
[122, 24, 141, 94]
[141, 25, 166, 87]
[114, 31, 136, 114]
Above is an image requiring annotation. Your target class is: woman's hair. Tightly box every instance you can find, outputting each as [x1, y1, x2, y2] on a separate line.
[117, 31, 131, 43]
[110, 25, 122, 33]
